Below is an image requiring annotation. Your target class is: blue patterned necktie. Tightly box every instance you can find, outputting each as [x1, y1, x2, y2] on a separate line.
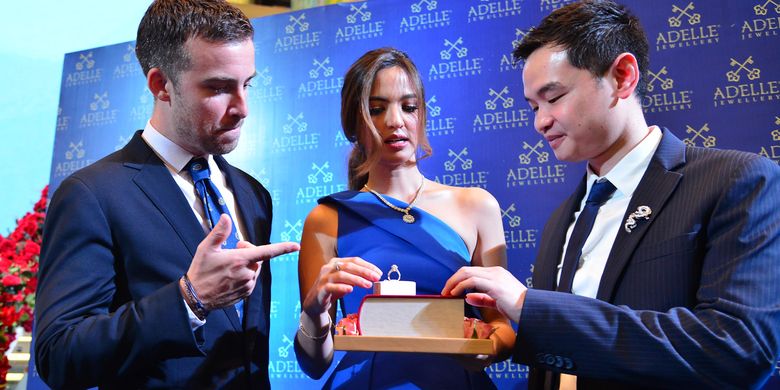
[557, 179, 617, 293]
[187, 157, 244, 323]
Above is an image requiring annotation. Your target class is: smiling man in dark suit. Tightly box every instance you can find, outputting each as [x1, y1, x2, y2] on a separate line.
[443, 1, 780, 388]
[34, 1, 299, 388]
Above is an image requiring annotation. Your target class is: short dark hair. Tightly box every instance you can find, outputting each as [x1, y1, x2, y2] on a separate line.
[341, 47, 432, 191]
[514, 0, 649, 100]
[135, 0, 254, 84]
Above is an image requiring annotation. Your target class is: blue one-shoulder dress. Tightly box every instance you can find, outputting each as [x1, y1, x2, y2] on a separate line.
[319, 191, 496, 389]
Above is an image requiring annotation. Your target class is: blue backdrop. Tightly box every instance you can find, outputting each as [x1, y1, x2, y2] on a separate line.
[32, 0, 780, 388]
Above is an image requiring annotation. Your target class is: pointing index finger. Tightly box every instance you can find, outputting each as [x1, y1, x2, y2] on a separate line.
[237, 242, 300, 263]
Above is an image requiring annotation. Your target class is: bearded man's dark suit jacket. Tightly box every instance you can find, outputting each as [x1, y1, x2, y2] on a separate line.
[513, 129, 780, 389]
[35, 131, 274, 389]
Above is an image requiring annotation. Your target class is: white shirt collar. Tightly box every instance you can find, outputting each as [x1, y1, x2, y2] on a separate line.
[585, 126, 663, 199]
[141, 122, 209, 173]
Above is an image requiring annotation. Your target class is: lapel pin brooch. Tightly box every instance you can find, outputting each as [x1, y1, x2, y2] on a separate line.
[624, 205, 652, 233]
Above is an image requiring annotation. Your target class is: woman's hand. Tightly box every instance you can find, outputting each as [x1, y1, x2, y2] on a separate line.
[302, 256, 382, 318]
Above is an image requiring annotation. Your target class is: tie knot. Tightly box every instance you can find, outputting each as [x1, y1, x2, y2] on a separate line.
[187, 157, 211, 183]
[586, 179, 616, 206]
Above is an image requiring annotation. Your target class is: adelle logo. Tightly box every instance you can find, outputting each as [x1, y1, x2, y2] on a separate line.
[506, 140, 567, 187]
[433, 147, 490, 188]
[113, 44, 141, 79]
[656, 2, 720, 51]
[275, 13, 321, 52]
[336, 3, 385, 44]
[501, 203, 538, 250]
[487, 360, 530, 380]
[296, 162, 346, 205]
[758, 116, 780, 164]
[539, 0, 575, 12]
[298, 57, 343, 98]
[642, 66, 693, 113]
[682, 123, 717, 148]
[467, 0, 523, 24]
[272, 112, 319, 153]
[473, 86, 531, 132]
[56, 106, 69, 132]
[65, 51, 102, 87]
[400, 0, 452, 34]
[713, 56, 779, 107]
[742, 1, 780, 40]
[334, 129, 352, 148]
[54, 140, 94, 178]
[499, 28, 525, 73]
[79, 91, 118, 128]
[269, 324, 307, 380]
[429, 37, 483, 81]
[253, 67, 284, 103]
[426, 95, 457, 137]
[130, 88, 153, 122]
[280, 219, 303, 242]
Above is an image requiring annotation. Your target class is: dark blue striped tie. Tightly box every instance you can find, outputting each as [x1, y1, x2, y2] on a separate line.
[557, 179, 617, 293]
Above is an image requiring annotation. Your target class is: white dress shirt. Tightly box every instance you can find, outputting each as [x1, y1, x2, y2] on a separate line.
[557, 127, 663, 298]
[141, 123, 249, 327]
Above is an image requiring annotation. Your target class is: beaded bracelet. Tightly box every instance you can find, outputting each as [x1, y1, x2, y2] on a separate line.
[298, 311, 333, 340]
[182, 274, 209, 321]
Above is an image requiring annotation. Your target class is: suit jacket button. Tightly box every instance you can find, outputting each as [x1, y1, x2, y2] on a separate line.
[564, 358, 574, 370]
[545, 354, 555, 366]
[536, 353, 546, 364]
[555, 356, 564, 368]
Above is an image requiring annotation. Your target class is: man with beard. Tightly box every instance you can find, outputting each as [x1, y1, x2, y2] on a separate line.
[34, 1, 298, 388]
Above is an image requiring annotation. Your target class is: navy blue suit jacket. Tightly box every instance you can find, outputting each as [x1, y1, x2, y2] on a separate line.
[514, 129, 780, 389]
[35, 131, 274, 389]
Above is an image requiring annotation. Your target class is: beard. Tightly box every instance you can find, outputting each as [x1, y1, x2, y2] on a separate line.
[171, 101, 241, 156]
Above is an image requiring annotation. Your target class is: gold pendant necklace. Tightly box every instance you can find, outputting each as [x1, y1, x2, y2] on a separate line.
[364, 177, 425, 224]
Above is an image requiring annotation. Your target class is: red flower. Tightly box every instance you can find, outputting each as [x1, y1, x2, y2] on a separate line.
[0, 306, 19, 327]
[0, 186, 45, 383]
[1, 275, 21, 288]
[23, 240, 40, 257]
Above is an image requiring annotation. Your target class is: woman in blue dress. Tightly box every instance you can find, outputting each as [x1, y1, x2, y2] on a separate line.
[294, 47, 515, 389]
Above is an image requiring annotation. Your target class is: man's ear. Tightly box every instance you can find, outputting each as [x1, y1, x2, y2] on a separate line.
[611, 53, 640, 100]
[147, 68, 171, 102]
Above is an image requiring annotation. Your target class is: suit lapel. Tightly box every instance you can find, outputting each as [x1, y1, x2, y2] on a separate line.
[533, 178, 587, 291]
[596, 129, 685, 301]
[125, 132, 204, 260]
